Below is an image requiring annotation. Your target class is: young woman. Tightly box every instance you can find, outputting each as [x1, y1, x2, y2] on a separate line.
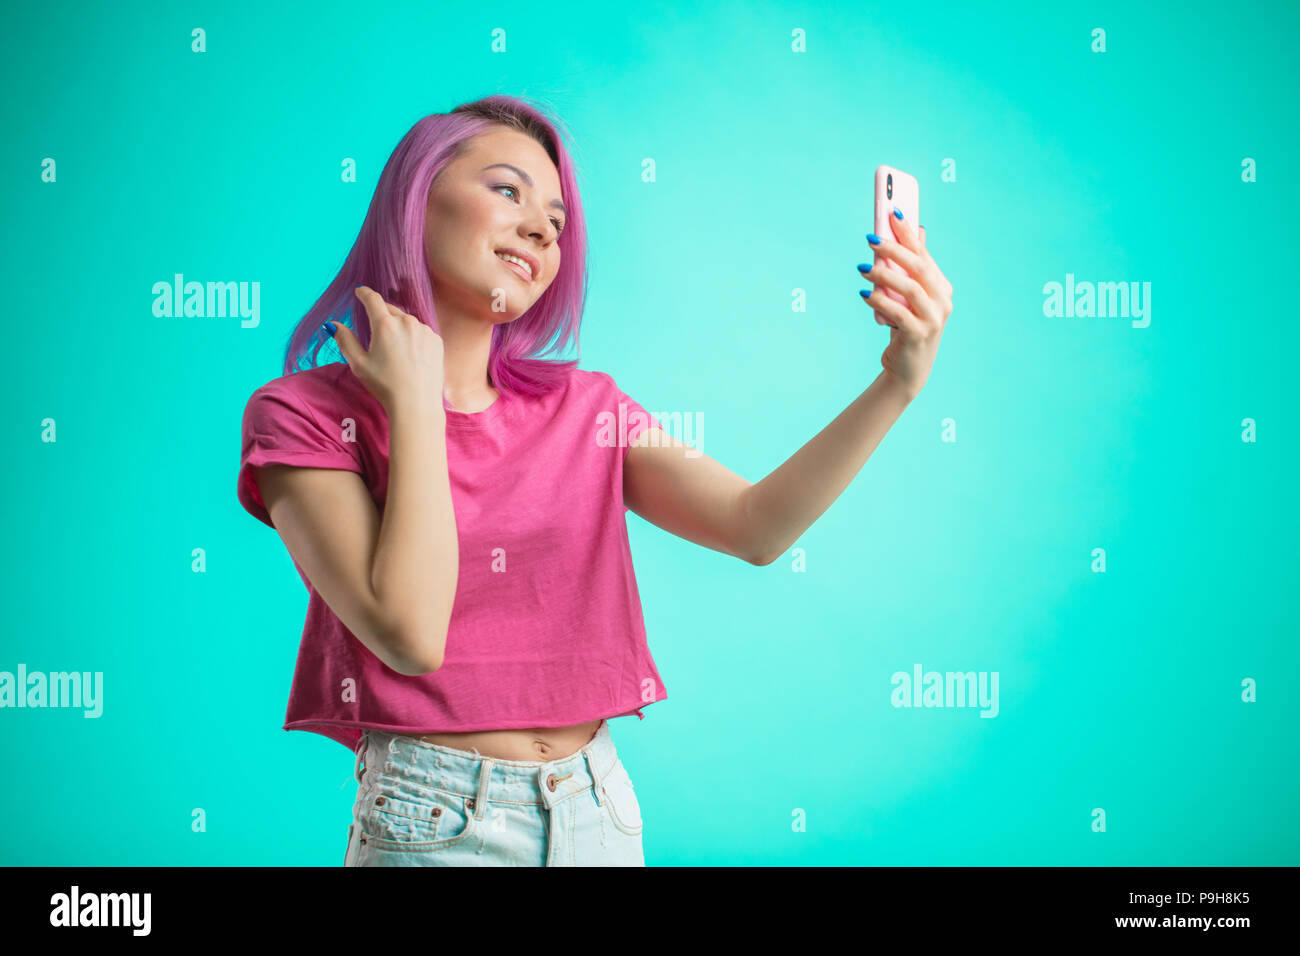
[237, 95, 953, 867]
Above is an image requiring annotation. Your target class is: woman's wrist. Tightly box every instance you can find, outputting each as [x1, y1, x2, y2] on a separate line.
[385, 393, 447, 427]
[878, 368, 921, 405]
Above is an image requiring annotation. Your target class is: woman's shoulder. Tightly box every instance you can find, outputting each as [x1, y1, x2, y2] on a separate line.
[565, 366, 620, 394]
[548, 368, 636, 416]
[247, 362, 374, 409]
[500, 364, 608, 409]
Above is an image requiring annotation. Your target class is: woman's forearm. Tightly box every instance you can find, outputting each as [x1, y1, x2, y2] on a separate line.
[742, 370, 916, 565]
[370, 400, 459, 673]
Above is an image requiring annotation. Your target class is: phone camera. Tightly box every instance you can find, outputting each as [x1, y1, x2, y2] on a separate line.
[886, 173, 893, 199]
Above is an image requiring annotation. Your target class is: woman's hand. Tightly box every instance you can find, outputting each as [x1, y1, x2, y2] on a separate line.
[326, 286, 446, 415]
[858, 210, 954, 399]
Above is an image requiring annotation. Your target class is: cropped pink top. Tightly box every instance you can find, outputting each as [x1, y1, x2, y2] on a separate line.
[237, 361, 668, 751]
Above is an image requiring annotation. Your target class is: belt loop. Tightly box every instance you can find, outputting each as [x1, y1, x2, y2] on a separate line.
[353, 730, 368, 782]
[474, 758, 494, 820]
[584, 747, 605, 807]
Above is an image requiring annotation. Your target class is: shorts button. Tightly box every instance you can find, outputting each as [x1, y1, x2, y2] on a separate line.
[432, 807, 442, 817]
[374, 796, 386, 807]
[466, 798, 475, 811]
[546, 774, 558, 792]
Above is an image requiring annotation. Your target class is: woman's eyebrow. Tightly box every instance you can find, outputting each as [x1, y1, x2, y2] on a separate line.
[480, 163, 566, 216]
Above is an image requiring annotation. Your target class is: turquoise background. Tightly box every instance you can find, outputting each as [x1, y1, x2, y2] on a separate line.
[2, 0, 1296, 865]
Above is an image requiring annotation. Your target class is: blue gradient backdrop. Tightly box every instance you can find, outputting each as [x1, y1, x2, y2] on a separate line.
[3, 0, 1297, 865]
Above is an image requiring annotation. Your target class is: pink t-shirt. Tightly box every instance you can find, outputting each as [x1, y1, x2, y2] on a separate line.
[237, 361, 668, 751]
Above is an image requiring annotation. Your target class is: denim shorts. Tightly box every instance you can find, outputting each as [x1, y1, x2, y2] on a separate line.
[342, 718, 645, 866]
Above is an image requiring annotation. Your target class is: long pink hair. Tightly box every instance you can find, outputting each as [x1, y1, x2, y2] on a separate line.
[280, 94, 586, 398]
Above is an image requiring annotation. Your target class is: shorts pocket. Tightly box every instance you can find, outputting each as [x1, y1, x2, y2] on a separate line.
[599, 759, 643, 836]
[360, 781, 478, 852]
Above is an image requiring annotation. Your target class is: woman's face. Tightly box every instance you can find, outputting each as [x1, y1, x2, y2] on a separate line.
[424, 126, 565, 321]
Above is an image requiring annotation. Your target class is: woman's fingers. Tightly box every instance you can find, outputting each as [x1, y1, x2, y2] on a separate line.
[328, 318, 366, 367]
[354, 285, 380, 313]
[859, 260, 933, 319]
[352, 286, 381, 326]
[381, 291, 410, 319]
[907, 220, 951, 304]
[866, 232, 928, 294]
[886, 206, 925, 259]
[876, 215, 948, 304]
[356, 284, 412, 325]
[874, 216, 953, 309]
[861, 284, 923, 337]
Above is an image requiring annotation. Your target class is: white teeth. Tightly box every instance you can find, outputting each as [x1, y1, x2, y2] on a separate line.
[495, 252, 533, 278]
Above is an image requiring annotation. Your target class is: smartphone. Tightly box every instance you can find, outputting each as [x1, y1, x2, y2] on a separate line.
[872, 165, 920, 326]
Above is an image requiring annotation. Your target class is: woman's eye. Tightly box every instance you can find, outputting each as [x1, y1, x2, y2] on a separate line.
[493, 184, 564, 236]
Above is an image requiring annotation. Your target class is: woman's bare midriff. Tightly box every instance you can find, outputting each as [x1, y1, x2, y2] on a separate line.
[409, 719, 602, 762]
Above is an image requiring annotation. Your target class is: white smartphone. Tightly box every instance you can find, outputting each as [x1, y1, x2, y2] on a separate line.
[872, 165, 920, 325]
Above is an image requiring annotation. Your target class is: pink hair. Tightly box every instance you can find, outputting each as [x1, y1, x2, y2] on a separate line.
[280, 94, 586, 398]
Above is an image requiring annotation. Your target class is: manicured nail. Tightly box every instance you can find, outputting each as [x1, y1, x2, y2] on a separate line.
[857, 262, 872, 274]
[860, 289, 871, 299]
[893, 207, 903, 220]
[322, 321, 336, 337]
[867, 233, 881, 245]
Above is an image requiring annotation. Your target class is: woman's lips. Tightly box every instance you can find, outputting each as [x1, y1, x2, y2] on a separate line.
[496, 254, 532, 283]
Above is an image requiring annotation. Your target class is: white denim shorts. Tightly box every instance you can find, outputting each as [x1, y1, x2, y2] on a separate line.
[343, 718, 644, 866]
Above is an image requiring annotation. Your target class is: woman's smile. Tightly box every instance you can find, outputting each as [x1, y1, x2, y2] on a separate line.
[494, 250, 534, 283]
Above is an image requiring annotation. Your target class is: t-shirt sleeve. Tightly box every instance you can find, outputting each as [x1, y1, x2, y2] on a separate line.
[604, 372, 662, 516]
[606, 373, 662, 456]
[238, 380, 363, 528]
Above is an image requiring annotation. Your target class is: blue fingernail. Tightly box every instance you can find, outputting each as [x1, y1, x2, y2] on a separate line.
[322, 321, 336, 337]
[857, 262, 872, 274]
[893, 207, 903, 220]
[867, 233, 881, 245]
[860, 289, 871, 299]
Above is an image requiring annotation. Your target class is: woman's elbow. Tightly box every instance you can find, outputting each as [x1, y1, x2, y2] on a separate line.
[384, 622, 445, 676]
